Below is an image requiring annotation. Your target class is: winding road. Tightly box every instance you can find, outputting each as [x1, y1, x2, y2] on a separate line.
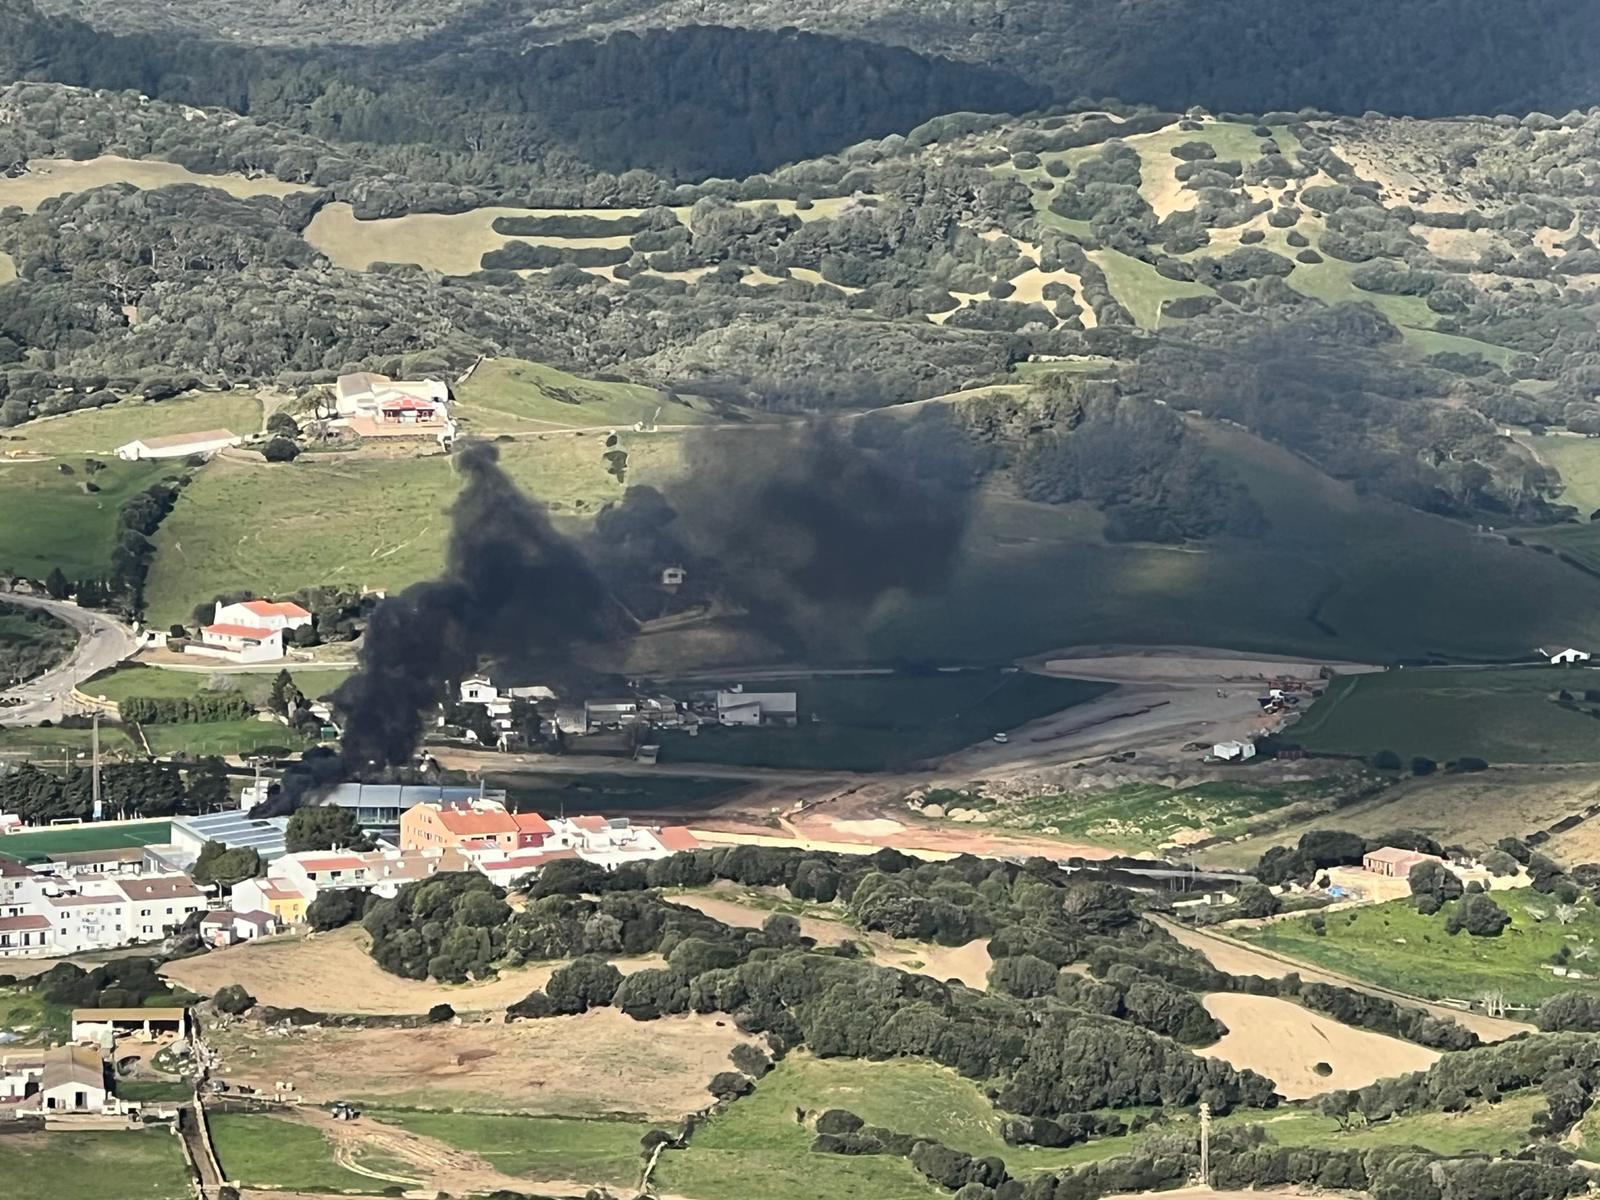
[0, 594, 140, 726]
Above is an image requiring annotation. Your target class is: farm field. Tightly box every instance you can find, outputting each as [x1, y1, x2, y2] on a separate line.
[0, 156, 309, 213]
[0, 393, 262, 455]
[369, 1109, 663, 1189]
[159, 926, 562, 1014]
[1289, 667, 1600, 764]
[455, 357, 718, 432]
[0, 457, 170, 580]
[0, 723, 140, 761]
[142, 432, 687, 627]
[655, 1054, 1115, 1200]
[140, 718, 313, 758]
[81, 664, 352, 708]
[1522, 435, 1600, 517]
[0, 820, 171, 863]
[1239, 889, 1600, 1006]
[923, 777, 1351, 854]
[657, 670, 1112, 771]
[0, 1131, 190, 1200]
[1204, 767, 1600, 869]
[1200, 992, 1438, 1099]
[207, 1007, 753, 1117]
[208, 1111, 378, 1194]
[867, 424, 1600, 666]
[1222, 1089, 1543, 1156]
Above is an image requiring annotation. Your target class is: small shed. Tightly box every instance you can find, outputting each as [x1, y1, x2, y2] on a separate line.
[71, 1006, 189, 1044]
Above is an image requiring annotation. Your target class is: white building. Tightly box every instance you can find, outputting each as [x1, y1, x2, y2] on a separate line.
[333, 372, 450, 419]
[1548, 647, 1592, 665]
[1211, 739, 1258, 762]
[0, 857, 40, 911]
[186, 623, 284, 664]
[213, 599, 312, 633]
[38, 875, 205, 953]
[115, 428, 242, 461]
[0, 913, 52, 957]
[36, 1045, 109, 1114]
[716, 690, 799, 726]
[584, 699, 639, 729]
[169, 811, 290, 863]
[199, 909, 280, 947]
[272, 847, 470, 902]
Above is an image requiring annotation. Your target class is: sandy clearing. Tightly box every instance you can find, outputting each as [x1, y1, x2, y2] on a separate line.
[832, 817, 905, 836]
[927, 288, 990, 323]
[1202, 992, 1439, 1098]
[1166, 921, 1532, 1042]
[0, 156, 309, 213]
[740, 267, 787, 286]
[789, 266, 863, 294]
[670, 893, 857, 946]
[211, 1008, 751, 1119]
[1034, 646, 1378, 686]
[160, 927, 656, 1015]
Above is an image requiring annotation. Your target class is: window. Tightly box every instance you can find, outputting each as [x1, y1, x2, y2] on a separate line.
[140, 908, 151, 917]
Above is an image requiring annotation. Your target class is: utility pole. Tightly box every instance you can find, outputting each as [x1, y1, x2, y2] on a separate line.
[91, 711, 102, 822]
[1198, 1102, 1211, 1189]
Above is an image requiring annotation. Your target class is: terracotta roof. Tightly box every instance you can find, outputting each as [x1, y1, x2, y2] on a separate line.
[435, 808, 518, 836]
[115, 877, 203, 902]
[253, 883, 303, 901]
[378, 395, 438, 411]
[570, 815, 609, 833]
[237, 600, 311, 620]
[512, 812, 552, 835]
[0, 857, 32, 877]
[131, 428, 238, 451]
[297, 855, 366, 871]
[0, 914, 49, 932]
[45, 893, 119, 908]
[204, 623, 277, 641]
[478, 849, 580, 872]
[1366, 847, 1438, 865]
[655, 826, 700, 852]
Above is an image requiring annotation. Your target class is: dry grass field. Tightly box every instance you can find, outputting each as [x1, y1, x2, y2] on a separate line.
[160, 927, 651, 1014]
[209, 1008, 753, 1117]
[1200, 992, 1439, 1099]
[0, 156, 308, 213]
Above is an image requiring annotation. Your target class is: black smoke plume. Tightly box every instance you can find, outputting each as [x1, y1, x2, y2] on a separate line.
[332, 440, 618, 773]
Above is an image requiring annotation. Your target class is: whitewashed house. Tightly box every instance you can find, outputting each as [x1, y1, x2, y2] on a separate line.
[1547, 647, 1592, 665]
[187, 623, 284, 664]
[213, 599, 312, 633]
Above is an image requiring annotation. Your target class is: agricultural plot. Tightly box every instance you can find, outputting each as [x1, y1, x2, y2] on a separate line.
[1289, 667, 1600, 764]
[0, 1131, 190, 1200]
[0, 723, 140, 762]
[1, 393, 261, 455]
[657, 670, 1111, 771]
[81, 665, 352, 708]
[655, 1055, 1116, 1200]
[0, 820, 172, 863]
[369, 1109, 664, 1189]
[1221, 1089, 1543, 1156]
[142, 433, 687, 627]
[0, 457, 170, 580]
[208, 1111, 377, 1194]
[0, 156, 309, 214]
[1522, 434, 1600, 518]
[867, 424, 1600, 667]
[925, 778, 1348, 855]
[140, 718, 311, 758]
[1239, 890, 1600, 1006]
[454, 357, 718, 432]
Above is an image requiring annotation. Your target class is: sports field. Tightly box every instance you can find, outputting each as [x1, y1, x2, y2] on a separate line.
[1289, 666, 1600, 763]
[0, 820, 172, 863]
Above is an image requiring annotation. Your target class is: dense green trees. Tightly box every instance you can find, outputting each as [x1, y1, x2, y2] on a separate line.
[0, 759, 217, 822]
[191, 840, 264, 888]
[284, 804, 361, 853]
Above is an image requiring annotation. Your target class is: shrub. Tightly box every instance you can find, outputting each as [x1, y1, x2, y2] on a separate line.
[213, 984, 256, 1016]
[545, 956, 624, 1014]
[708, 1071, 753, 1101]
[1445, 893, 1510, 937]
[427, 1003, 454, 1023]
[261, 436, 300, 463]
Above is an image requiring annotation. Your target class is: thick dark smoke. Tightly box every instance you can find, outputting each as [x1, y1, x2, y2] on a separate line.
[332, 440, 617, 773]
[298, 420, 974, 792]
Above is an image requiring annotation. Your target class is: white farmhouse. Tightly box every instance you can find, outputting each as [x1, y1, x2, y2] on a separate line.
[115, 428, 242, 461]
[186, 623, 284, 664]
[334, 372, 450, 418]
[213, 599, 312, 633]
[716, 691, 798, 726]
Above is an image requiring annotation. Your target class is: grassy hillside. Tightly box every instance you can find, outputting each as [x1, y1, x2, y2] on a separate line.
[1240, 889, 1600, 1006]
[1, 393, 261, 455]
[455, 358, 718, 432]
[1289, 667, 1600, 764]
[0, 457, 169, 579]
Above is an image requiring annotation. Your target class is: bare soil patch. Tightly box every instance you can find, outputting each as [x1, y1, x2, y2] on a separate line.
[161, 927, 647, 1014]
[1201, 992, 1439, 1099]
[210, 1009, 753, 1118]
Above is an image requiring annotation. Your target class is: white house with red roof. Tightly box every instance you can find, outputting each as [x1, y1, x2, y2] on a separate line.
[0, 913, 52, 957]
[188, 623, 284, 664]
[213, 599, 312, 633]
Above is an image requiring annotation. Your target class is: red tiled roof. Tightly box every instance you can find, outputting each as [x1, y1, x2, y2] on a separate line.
[116, 877, 202, 901]
[478, 849, 580, 872]
[204, 623, 277, 641]
[436, 808, 518, 836]
[655, 826, 700, 852]
[571, 815, 608, 833]
[0, 914, 49, 932]
[512, 812, 552, 835]
[298, 856, 365, 871]
[238, 600, 311, 620]
[0, 857, 32, 877]
[378, 395, 437, 411]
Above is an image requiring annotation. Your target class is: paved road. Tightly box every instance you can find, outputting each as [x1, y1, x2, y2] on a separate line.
[0, 595, 140, 726]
